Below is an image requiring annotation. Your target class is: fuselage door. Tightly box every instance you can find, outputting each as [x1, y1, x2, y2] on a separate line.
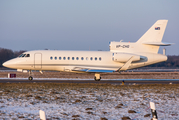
[34, 53, 42, 69]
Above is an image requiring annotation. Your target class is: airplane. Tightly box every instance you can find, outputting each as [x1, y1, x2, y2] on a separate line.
[3, 20, 172, 81]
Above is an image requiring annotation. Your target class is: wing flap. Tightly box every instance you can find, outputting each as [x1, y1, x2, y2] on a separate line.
[87, 69, 115, 73]
[72, 67, 115, 73]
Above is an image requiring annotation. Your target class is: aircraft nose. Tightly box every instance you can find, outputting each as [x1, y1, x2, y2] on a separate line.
[2, 59, 17, 68]
[2, 61, 10, 68]
[2, 58, 23, 69]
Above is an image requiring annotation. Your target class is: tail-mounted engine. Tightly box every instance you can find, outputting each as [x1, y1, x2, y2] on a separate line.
[112, 53, 141, 62]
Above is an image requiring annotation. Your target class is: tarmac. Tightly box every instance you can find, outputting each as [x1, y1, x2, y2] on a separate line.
[1, 70, 179, 84]
[0, 78, 179, 84]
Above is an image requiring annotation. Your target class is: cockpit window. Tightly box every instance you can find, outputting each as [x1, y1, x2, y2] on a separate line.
[18, 54, 30, 58]
[22, 54, 26, 57]
[19, 54, 23, 57]
[25, 54, 30, 57]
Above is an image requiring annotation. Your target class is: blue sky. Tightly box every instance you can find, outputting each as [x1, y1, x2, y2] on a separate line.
[0, 0, 179, 55]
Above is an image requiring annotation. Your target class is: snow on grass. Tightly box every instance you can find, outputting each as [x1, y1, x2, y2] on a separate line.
[0, 83, 179, 120]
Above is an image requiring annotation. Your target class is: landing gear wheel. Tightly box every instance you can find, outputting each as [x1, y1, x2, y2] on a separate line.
[28, 76, 33, 81]
[94, 77, 101, 81]
[28, 70, 33, 81]
[94, 73, 101, 81]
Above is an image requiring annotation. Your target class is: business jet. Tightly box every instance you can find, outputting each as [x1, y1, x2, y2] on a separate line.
[3, 20, 172, 81]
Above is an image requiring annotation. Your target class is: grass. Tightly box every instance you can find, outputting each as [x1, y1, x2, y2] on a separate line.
[0, 83, 179, 119]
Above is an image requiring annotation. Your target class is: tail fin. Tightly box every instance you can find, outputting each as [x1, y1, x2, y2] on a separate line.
[137, 20, 168, 44]
[109, 20, 171, 54]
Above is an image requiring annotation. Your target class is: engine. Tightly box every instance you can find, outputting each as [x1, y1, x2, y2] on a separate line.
[112, 53, 141, 62]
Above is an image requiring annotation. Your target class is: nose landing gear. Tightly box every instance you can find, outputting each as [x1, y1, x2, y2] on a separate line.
[28, 76, 33, 81]
[28, 70, 33, 81]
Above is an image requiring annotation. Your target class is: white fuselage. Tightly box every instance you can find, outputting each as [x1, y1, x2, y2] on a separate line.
[3, 50, 167, 72]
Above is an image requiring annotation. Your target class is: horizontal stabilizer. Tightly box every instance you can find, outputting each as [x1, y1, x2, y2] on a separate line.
[143, 42, 173, 46]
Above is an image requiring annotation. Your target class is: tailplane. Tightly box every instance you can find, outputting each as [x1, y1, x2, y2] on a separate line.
[110, 20, 172, 53]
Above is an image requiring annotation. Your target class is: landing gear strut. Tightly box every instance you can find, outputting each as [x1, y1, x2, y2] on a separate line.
[94, 73, 101, 81]
[28, 70, 33, 81]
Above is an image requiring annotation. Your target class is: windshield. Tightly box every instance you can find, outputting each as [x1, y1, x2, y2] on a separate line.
[18, 54, 23, 57]
[18, 54, 30, 58]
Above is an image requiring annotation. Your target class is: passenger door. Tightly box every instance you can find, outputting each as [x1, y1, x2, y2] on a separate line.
[34, 53, 42, 69]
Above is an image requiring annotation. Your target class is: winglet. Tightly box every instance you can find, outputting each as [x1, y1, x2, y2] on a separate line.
[118, 56, 134, 71]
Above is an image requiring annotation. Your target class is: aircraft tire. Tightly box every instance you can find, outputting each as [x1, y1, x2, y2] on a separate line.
[28, 76, 33, 81]
[94, 77, 101, 81]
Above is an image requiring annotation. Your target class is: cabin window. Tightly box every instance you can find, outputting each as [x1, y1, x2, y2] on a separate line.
[68, 57, 70, 60]
[95, 57, 97, 60]
[59, 57, 61, 60]
[63, 57, 66, 60]
[90, 57, 93, 60]
[55, 57, 57, 60]
[86, 57, 88, 60]
[99, 57, 102, 61]
[76, 57, 79, 60]
[81, 57, 84, 60]
[72, 57, 74, 60]
[50, 57, 53, 60]
[25, 54, 30, 57]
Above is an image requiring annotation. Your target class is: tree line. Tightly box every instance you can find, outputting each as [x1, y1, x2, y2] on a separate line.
[0, 48, 25, 67]
[0, 47, 179, 68]
[148, 55, 179, 68]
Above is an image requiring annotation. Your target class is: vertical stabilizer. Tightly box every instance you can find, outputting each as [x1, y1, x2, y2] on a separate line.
[110, 20, 169, 53]
[137, 20, 168, 44]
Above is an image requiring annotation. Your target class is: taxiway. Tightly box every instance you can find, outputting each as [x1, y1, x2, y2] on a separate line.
[0, 78, 179, 84]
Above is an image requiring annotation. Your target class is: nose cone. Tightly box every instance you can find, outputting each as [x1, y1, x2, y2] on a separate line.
[3, 61, 11, 68]
[2, 58, 19, 69]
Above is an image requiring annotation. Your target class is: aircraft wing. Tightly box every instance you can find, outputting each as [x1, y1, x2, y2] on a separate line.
[72, 67, 115, 73]
[72, 56, 135, 73]
[117, 56, 134, 71]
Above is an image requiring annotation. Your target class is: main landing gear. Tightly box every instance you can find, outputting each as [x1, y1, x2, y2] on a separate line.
[28, 70, 33, 81]
[94, 73, 101, 81]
